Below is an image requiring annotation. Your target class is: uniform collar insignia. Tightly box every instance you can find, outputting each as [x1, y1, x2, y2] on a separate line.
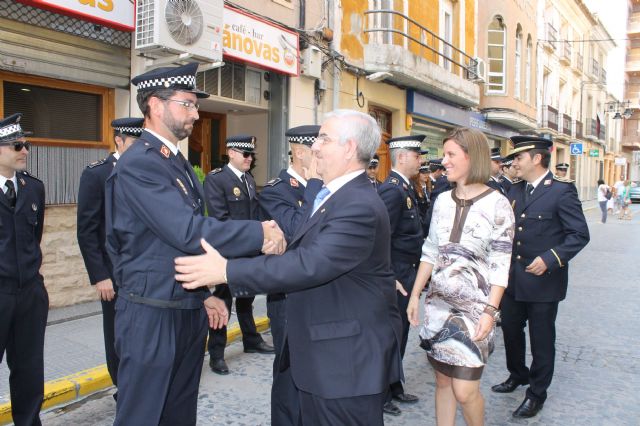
[544, 179, 552, 186]
[290, 178, 299, 188]
[160, 145, 171, 158]
[19, 177, 25, 186]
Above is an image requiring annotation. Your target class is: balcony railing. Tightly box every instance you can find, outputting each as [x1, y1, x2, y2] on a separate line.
[364, 10, 478, 80]
[586, 118, 606, 140]
[546, 23, 558, 49]
[575, 52, 583, 72]
[601, 69, 607, 85]
[592, 59, 600, 78]
[542, 105, 559, 130]
[560, 41, 571, 63]
[562, 114, 572, 136]
[574, 120, 583, 139]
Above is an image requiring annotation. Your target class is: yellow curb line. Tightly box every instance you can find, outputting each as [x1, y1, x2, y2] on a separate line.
[0, 316, 270, 425]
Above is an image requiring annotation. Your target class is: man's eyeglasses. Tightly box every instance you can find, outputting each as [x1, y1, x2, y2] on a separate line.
[232, 149, 254, 158]
[164, 98, 200, 111]
[0, 141, 30, 152]
[314, 135, 337, 145]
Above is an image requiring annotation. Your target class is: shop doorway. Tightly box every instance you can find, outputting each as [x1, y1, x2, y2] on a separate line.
[369, 106, 392, 180]
[189, 112, 227, 174]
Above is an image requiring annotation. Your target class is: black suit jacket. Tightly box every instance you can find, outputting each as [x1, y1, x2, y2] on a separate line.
[227, 172, 403, 399]
[507, 172, 590, 302]
[77, 154, 117, 285]
[0, 172, 45, 293]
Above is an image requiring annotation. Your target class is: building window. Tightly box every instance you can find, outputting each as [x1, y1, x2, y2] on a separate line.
[515, 26, 522, 99]
[525, 36, 532, 103]
[487, 16, 506, 94]
[1, 71, 113, 148]
[370, 0, 394, 45]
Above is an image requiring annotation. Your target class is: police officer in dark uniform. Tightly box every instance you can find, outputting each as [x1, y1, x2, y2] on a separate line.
[258, 124, 323, 426]
[491, 136, 589, 418]
[378, 135, 423, 415]
[428, 158, 450, 202]
[105, 63, 285, 425]
[554, 162, 569, 178]
[500, 157, 519, 193]
[77, 117, 143, 392]
[204, 135, 275, 376]
[0, 113, 47, 426]
[487, 147, 506, 195]
[367, 154, 382, 188]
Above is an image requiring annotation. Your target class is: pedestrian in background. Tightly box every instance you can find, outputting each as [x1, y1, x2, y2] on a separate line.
[0, 113, 48, 426]
[492, 135, 589, 419]
[77, 117, 143, 394]
[618, 180, 633, 220]
[407, 127, 514, 426]
[596, 179, 610, 224]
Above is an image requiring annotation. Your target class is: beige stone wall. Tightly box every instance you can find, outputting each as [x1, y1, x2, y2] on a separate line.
[41, 205, 95, 308]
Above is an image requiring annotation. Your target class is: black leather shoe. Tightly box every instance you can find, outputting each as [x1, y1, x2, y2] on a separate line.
[209, 358, 230, 375]
[491, 377, 527, 393]
[513, 397, 544, 418]
[383, 401, 401, 416]
[244, 341, 275, 354]
[393, 393, 419, 404]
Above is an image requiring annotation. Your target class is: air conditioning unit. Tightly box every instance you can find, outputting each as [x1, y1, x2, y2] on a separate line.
[301, 46, 322, 79]
[135, 0, 223, 63]
[469, 57, 486, 82]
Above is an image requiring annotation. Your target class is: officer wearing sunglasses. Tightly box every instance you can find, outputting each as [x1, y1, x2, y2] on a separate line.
[203, 134, 275, 375]
[0, 113, 48, 426]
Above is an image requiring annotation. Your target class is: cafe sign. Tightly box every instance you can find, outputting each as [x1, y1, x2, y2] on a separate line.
[223, 5, 299, 76]
[18, 0, 135, 31]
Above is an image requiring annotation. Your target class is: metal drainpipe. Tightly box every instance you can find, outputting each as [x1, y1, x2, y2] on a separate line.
[328, 0, 339, 111]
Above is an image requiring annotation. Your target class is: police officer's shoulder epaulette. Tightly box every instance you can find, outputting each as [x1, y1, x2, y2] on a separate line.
[87, 158, 108, 168]
[19, 170, 42, 183]
[553, 175, 574, 183]
[388, 177, 400, 185]
[208, 168, 223, 175]
[265, 177, 282, 187]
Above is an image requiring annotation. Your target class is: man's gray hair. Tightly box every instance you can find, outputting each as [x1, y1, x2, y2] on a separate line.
[389, 148, 410, 167]
[324, 109, 381, 165]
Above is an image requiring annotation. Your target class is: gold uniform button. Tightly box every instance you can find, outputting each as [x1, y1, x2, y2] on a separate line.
[521, 213, 526, 218]
[518, 226, 523, 231]
[516, 255, 521, 260]
[538, 215, 542, 219]
[517, 241, 521, 246]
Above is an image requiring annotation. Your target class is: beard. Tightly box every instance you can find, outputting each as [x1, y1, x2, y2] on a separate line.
[164, 109, 194, 140]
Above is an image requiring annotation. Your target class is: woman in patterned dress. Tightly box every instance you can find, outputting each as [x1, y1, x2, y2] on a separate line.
[407, 128, 514, 426]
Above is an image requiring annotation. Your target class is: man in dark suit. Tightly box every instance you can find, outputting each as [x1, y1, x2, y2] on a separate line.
[377, 135, 424, 415]
[258, 124, 323, 425]
[203, 135, 275, 375]
[77, 117, 143, 391]
[491, 136, 590, 418]
[367, 154, 382, 188]
[0, 113, 47, 426]
[105, 63, 285, 425]
[176, 109, 403, 425]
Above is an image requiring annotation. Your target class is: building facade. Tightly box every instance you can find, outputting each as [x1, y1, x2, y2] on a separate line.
[623, 0, 640, 182]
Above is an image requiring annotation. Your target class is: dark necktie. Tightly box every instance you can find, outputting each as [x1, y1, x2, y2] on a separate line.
[525, 183, 533, 201]
[241, 174, 251, 198]
[176, 152, 194, 188]
[5, 180, 16, 208]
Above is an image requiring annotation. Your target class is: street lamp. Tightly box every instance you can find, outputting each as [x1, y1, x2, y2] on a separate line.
[605, 100, 633, 120]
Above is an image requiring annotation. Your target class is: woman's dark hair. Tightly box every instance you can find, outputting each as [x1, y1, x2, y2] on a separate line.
[597, 179, 605, 185]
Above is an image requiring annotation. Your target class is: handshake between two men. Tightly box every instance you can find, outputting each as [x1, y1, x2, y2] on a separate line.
[184, 219, 287, 330]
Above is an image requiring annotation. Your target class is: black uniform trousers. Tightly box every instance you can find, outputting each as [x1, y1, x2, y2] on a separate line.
[0, 282, 48, 426]
[266, 294, 286, 357]
[388, 261, 417, 400]
[100, 291, 119, 387]
[113, 299, 207, 426]
[500, 292, 559, 403]
[208, 284, 264, 359]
